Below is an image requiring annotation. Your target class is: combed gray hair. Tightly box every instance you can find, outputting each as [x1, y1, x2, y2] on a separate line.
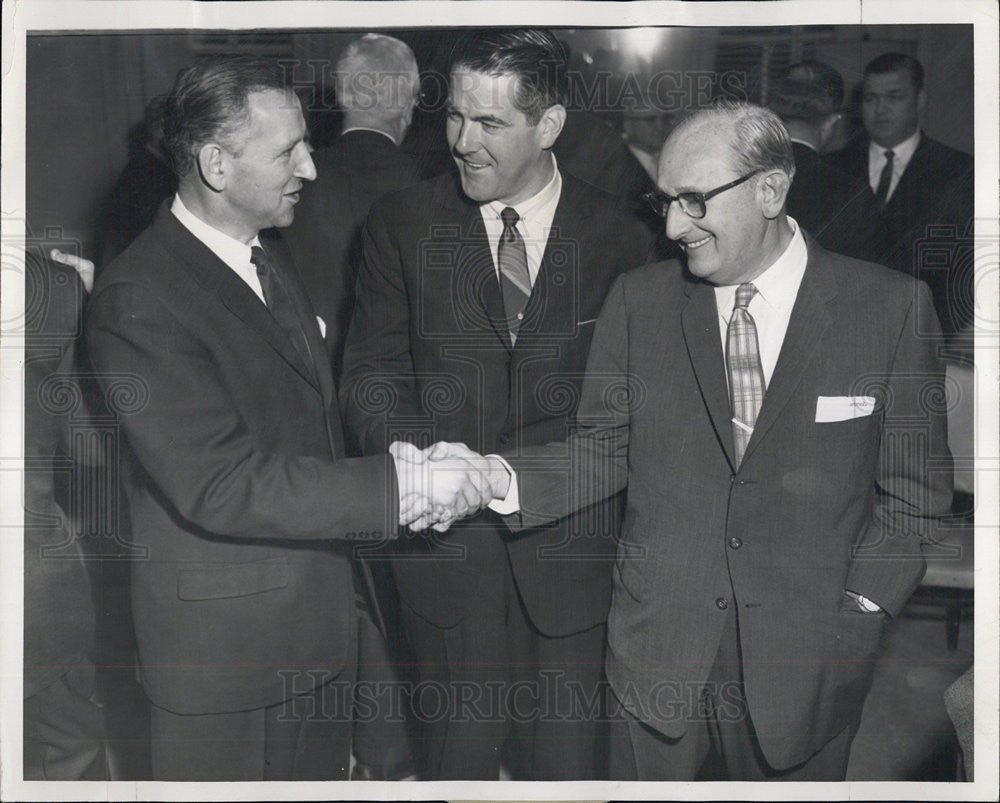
[336, 34, 419, 113]
[673, 100, 796, 180]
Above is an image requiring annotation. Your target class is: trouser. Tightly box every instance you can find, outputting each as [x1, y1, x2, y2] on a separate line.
[23, 664, 108, 780]
[610, 606, 855, 781]
[401, 554, 608, 780]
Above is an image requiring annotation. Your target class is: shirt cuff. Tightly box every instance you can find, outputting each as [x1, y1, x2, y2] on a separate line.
[485, 453, 520, 515]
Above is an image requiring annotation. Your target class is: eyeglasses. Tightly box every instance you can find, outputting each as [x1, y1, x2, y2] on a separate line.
[642, 170, 762, 220]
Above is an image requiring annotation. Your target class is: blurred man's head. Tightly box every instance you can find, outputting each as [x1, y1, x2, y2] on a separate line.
[337, 34, 421, 145]
[861, 53, 925, 149]
[653, 101, 794, 286]
[163, 57, 316, 242]
[769, 60, 844, 152]
[446, 29, 568, 205]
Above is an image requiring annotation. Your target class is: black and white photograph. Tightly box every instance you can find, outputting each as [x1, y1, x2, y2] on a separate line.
[2, 1, 997, 800]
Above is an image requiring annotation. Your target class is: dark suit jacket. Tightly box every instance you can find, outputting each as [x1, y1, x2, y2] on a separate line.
[340, 170, 653, 636]
[283, 130, 421, 374]
[786, 141, 877, 259]
[85, 204, 398, 715]
[828, 133, 974, 334]
[508, 239, 952, 769]
[24, 252, 98, 698]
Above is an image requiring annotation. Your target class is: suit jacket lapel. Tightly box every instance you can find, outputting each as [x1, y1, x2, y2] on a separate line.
[157, 206, 322, 394]
[681, 279, 736, 469]
[741, 242, 836, 464]
[525, 175, 593, 339]
[438, 179, 512, 351]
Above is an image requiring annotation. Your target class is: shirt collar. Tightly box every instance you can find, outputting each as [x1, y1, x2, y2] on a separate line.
[716, 217, 807, 318]
[484, 154, 561, 223]
[170, 194, 260, 270]
[342, 126, 398, 145]
[869, 128, 921, 164]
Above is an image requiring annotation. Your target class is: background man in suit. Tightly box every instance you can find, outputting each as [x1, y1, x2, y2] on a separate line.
[340, 29, 652, 780]
[23, 247, 107, 780]
[284, 34, 423, 377]
[828, 53, 974, 337]
[768, 60, 876, 259]
[85, 56, 489, 781]
[426, 101, 952, 780]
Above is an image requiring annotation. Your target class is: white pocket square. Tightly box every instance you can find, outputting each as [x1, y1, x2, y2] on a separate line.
[316, 316, 327, 338]
[815, 395, 876, 422]
[576, 318, 598, 327]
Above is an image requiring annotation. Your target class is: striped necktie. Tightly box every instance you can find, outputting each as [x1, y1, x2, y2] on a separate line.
[726, 282, 766, 464]
[497, 206, 531, 344]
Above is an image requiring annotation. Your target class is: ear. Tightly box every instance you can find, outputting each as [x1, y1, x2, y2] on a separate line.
[196, 142, 227, 193]
[757, 169, 792, 220]
[917, 89, 927, 115]
[818, 113, 840, 150]
[536, 104, 567, 149]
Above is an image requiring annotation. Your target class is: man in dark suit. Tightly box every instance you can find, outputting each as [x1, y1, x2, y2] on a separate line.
[23, 247, 107, 780]
[426, 101, 952, 780]
[85, 56, 487, 781]
[340, 29, 652, 780]
[768, 60, 876, 259]
[828, 53, 974, 336]
[284, 34, 422, 376]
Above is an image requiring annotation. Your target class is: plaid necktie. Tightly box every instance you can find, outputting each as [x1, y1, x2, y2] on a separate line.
[250, 245, 315, 379]
[726, 282, 765, 465]
[873, 149, 895, 210]
[497, 206, 531, 344]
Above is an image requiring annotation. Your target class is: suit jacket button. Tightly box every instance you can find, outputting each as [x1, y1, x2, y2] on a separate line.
[729, 537, 742, 549]
[716, 597, 728, 610]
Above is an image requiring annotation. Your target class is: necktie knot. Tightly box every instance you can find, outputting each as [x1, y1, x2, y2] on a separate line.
[884, 149, 895, 161]
[250, 245, 269, 277]
[734, 282, 757, 311]
[500, 206, 520, 236]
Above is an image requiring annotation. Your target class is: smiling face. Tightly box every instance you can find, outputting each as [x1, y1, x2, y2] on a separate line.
[220, 89, 316, 241]
[861, 69, 924, 149]
[657, 119, 776, 286]
[446, 68, 562, 205]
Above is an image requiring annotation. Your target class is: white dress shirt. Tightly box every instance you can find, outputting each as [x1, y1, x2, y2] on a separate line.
[867, 129, 920, 204]
[479, 154, 562, 289]
[170, 194, 266, 305]
[714, 217, 808, 387]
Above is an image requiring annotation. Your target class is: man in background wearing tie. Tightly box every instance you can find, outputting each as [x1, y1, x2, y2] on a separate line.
[340, 29, 652, 779]
[828, 53, 974, 337]
[426, 101, 952, 780]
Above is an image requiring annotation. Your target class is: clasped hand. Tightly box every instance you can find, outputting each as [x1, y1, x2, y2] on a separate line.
[390, 441, 507, 532]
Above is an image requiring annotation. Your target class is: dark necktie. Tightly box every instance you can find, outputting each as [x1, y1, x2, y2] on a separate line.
[497, 206, 531, 344]
[250, 245, 315, 379]
[873, 149, 895, 211]
[726, 283, 766, 465]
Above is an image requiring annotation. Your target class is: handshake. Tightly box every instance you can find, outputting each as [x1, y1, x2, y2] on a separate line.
[390, 441, 512, 532]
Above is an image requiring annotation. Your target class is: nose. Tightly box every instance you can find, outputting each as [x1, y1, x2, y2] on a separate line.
[294, 142, 317, 182]
[452, 120, 479, 155]
[664, 199, 690, 241]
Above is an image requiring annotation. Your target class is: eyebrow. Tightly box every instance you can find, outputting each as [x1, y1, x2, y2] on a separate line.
[446, 105, 510, 127]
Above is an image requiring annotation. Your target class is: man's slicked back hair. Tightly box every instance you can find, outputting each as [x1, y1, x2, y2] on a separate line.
[449, 28, 568, 125]
[162, 56, 290, 179]
[769, 60, 845, 123]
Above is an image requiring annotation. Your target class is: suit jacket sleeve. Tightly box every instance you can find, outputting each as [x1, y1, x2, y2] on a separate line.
[86, 280, 399, 541]
[505, 274, 633, 529]
[845, 280, 953, 616]
[340, 201, 422, 454]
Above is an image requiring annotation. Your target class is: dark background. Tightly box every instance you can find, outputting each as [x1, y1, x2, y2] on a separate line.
[26, 24, 973, 259]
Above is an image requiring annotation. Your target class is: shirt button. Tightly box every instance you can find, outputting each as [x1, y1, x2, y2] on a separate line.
[729, 537, 742, 549]
[716, 597, 728, 610]
[517, 312, 524, 320]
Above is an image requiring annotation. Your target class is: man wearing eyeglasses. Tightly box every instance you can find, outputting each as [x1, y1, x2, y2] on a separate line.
[432, 100, 951, 780]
